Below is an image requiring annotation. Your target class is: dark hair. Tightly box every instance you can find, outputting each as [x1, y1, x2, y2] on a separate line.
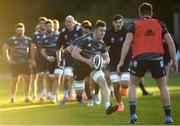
[45, 19, 54, 25]
[81, 20, 93, 30]
[15, 23, 24, 28]
[113, 14, 124, 21]
[95, 20, 106, 29]
[139, 2, 153, 16]
[38, 16, 47, 22]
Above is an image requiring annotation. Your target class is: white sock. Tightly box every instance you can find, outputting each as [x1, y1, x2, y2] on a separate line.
[105, 102, 111, 109]
[10, 95, 15, 99]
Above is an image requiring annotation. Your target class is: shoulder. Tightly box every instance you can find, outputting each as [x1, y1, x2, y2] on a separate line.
[156, 19, 169, 34]
[105, 27, 113, 35]
[125, 20, 135, 33]
[61, 28, 66, 33]
[75, 25, 82, 31]
[125, 21, 135, 29]
[33, 31, 39, 35]
[24, 36, 31, 40]
[158, 20, 167, 28]
[54, 31, 60, 36]
[7, 36, 16, 44]
[76, 35, 91, 46]
[10, 36, 17, 41]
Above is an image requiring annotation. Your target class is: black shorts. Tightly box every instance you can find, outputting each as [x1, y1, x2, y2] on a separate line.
[10, 63, 30, 77]
[73, 60, 92, 81]
[109, 60, 129, 72]
[130, 57, 166, 78]
[64, 53, 73, 67]
[46, 61, 58, 74]
[36, 58, 47, 73]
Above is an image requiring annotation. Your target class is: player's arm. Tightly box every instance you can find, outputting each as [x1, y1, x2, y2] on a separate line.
[65, 44, 74, 53]
[56, 47, 62, 67]
[66, 38, 80, 53]
[30, 42, 36, 60]
[160, 21, 178, 72]
[41, 48, 55, 62]
[2, 43, 10, 61]
[163, 33, 178, 72]
[71, 46, 93, 68]
[101, 52, 110, 65]
[2, 42, 14, 64]
[56, 33, 64, 64]
[30, 42, 36, 66]
[117, 33, 133, 72]
[41, 48, 48, 59]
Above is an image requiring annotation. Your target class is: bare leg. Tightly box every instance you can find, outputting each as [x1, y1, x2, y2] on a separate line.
[22, 74, 31, 102]
[10, 76, 20, 103]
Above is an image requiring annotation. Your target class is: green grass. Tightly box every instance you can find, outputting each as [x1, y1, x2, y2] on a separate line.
[0, 76, 180, 125]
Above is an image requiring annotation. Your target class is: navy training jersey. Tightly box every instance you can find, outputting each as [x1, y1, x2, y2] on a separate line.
[32, 31, 47, 58]
[54, 31, 60, 39]
[41, 33, 59, 57]
[56, 25, 82, 49]
[104, 26, 131, 64]
[7, 35, 31, 63]
[75, 33, 108, 59]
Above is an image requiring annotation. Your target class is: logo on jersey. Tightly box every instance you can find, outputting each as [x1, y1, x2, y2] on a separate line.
[45, 40, 48, 43]
[43, 34, 46, 38]
[87, 43, 91, 47]
[64, 35, 68, 40]
[144, 29, 155, 36]
[36, 36, 40, 39]
[111, 37, 115, 43]
[14, 40, 18, 44]
[119, 37, 123, 41]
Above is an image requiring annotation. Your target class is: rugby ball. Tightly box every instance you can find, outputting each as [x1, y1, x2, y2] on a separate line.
[93, 55, 104, 70]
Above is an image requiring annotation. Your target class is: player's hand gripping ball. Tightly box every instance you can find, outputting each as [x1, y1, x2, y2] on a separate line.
[92, 55, 105, 70]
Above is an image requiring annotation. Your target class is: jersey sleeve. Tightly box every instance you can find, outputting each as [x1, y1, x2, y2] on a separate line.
[56, 32, 64, 50]
[75, 39, 86, 50]
[103, 29, 111, 46]
[125, 21, 135, 33]
[31, 33, 36, 43]
[159, 21, 169, 36]
[72, 37, 79, 46]
[101, 42, 109, 54]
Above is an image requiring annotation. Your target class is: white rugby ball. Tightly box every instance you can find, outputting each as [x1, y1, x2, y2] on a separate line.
[93, 55, 104, 70]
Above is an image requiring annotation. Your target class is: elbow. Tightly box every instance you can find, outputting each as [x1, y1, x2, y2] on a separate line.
[107, 58, 110, 64]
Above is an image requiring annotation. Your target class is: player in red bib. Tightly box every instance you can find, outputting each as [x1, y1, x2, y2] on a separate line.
[117, 2, 178, 124]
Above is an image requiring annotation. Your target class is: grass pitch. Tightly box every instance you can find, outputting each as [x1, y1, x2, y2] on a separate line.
[0, 75, 180, 125]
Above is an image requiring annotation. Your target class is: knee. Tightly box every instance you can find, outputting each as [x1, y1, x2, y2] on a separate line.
[97, 76, 106, 85]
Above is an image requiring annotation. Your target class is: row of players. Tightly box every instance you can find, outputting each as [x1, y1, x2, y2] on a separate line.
[3, 13, 171, 115]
